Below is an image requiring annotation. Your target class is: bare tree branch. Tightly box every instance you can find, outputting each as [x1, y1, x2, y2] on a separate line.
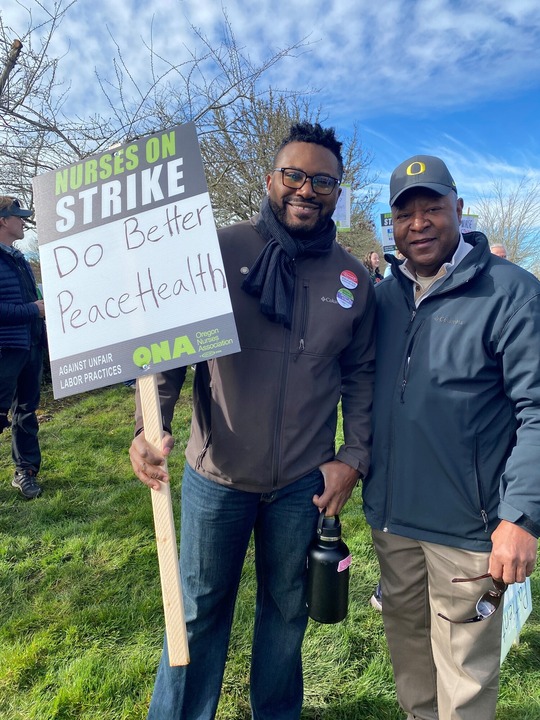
[0, 38, 22, 96]
[0, 0, 379, 254]
[474, 177, 540, 269]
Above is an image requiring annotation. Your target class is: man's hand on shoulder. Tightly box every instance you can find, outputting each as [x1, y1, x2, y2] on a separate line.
[489, 519, 538, 584]
[313, 460, 360, 516]
[129, 431, 175, 491]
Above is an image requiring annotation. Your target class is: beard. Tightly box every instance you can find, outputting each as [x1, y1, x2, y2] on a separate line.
[267, 195, 332, 239]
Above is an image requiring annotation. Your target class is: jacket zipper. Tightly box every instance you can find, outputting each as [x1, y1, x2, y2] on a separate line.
[195, 432, 211, 472]
[400, 309, 417, 403]
[474, 440, 490, 532]
[195, 366, 213, 471]
[385, 309, 416, 528]
[271, 326, 292, 489]
[294, 279, 309, 361]
[271, 268, 298, 488]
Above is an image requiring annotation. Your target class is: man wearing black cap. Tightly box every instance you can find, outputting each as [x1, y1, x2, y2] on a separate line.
[362, 156, 540, 719]
[0, 196, 46, 499]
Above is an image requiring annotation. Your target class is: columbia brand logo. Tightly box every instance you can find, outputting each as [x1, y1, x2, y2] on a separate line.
[434, 315, 464, 326]
[321, 296, 338, 304]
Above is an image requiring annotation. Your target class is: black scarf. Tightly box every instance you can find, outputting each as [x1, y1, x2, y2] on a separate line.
[242, 196, 336, 328]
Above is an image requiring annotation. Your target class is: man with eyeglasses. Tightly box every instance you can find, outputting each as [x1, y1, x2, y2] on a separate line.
[363, 155, 540, 719]
[129, 122, 376, 719]
[0, 197, 46, 499]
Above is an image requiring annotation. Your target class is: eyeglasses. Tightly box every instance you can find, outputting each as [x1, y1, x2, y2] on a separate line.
[273, 168, 340, 195]
[437, 573, 507, 624]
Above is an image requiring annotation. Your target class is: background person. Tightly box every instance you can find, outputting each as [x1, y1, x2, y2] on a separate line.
[0, 197, 46, 499]
[130, 123, 376, 720]
[363, 250, 384, 283]
[490, 243, 508, 259]
[363, 155, 540, 720]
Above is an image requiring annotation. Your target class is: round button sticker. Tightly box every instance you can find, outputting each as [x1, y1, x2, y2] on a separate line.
[340, 270, 358, 289]
[337, 288, 354, 309]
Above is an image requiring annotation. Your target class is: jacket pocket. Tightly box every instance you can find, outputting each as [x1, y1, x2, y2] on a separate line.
[473, 439, 489, 533]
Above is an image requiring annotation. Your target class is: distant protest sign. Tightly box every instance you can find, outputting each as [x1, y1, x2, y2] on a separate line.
[33, 123, 240, 398]
[380, 212, 396, 253]
[334, 183, 351, 232]
[460, 213, 478, 234]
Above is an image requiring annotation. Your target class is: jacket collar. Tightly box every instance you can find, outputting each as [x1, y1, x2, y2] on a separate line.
[385, 232, 491, 294]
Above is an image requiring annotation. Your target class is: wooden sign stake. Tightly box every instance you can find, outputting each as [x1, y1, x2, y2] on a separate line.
[139, 374, 189, 666]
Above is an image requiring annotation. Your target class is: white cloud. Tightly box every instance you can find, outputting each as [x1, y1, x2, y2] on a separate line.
[4, 0, 539, 117]
[2, 0, 540, 204]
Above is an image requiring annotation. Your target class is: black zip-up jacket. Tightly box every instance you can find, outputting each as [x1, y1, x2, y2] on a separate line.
[0, 245, 44, 349]
[363, 232, 540, 551]
[136, 217, 376, 492]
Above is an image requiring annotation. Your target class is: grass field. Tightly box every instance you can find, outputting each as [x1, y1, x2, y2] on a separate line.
[1, 375, 539, 719]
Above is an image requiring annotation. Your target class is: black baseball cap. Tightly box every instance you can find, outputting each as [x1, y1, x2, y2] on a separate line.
[390, 155, 457, 206]
[0, 198, 32, 218]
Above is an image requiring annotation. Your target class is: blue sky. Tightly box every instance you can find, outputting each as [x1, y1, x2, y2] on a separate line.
[4, 0, 540, 226]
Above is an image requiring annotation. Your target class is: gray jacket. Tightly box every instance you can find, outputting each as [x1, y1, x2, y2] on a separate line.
[363, 232, 540, 550]
[136, 217, 376, 492]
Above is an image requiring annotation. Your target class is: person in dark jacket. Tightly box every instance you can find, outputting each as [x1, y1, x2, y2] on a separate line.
[0, 197, 46, 499]
[363, 155, 540, 720]
[129, 123, 376, 720]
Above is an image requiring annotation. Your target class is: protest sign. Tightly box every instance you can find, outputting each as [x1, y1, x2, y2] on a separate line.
[33, 123, 240, 399]
[334, 183, 351, 232]
[460, 213, 478, 234]
[33, 123, 241, 665]
[380, 212, 396, 253]
[500, 578, 532, 664]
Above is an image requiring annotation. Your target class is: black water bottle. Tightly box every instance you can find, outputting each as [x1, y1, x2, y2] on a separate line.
[306, 512, 351, 623]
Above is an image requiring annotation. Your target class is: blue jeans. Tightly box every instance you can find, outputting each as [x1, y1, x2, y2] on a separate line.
[148, 463, 324, 720]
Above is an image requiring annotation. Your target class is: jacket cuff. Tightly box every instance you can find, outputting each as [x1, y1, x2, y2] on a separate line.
[133, 424, 172, 438]
[514, 515, 540, 539]
[335, 447, 365, 479]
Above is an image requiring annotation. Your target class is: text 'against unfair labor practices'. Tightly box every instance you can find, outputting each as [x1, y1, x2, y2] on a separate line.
[33, 123, 240, 398]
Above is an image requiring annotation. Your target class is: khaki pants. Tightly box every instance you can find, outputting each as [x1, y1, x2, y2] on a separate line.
[372, 530, 503, 720]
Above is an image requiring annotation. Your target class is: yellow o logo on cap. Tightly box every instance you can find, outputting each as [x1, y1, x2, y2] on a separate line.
[406, 161, 426, 176]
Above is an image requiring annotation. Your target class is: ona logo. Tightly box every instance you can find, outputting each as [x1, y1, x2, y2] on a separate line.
[133, 336, 196, 368]
[406, 161, 426, 176]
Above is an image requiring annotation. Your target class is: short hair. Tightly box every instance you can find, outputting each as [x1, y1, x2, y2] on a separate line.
[0, 196, 16, 213]
[274, 122, 344, 178]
